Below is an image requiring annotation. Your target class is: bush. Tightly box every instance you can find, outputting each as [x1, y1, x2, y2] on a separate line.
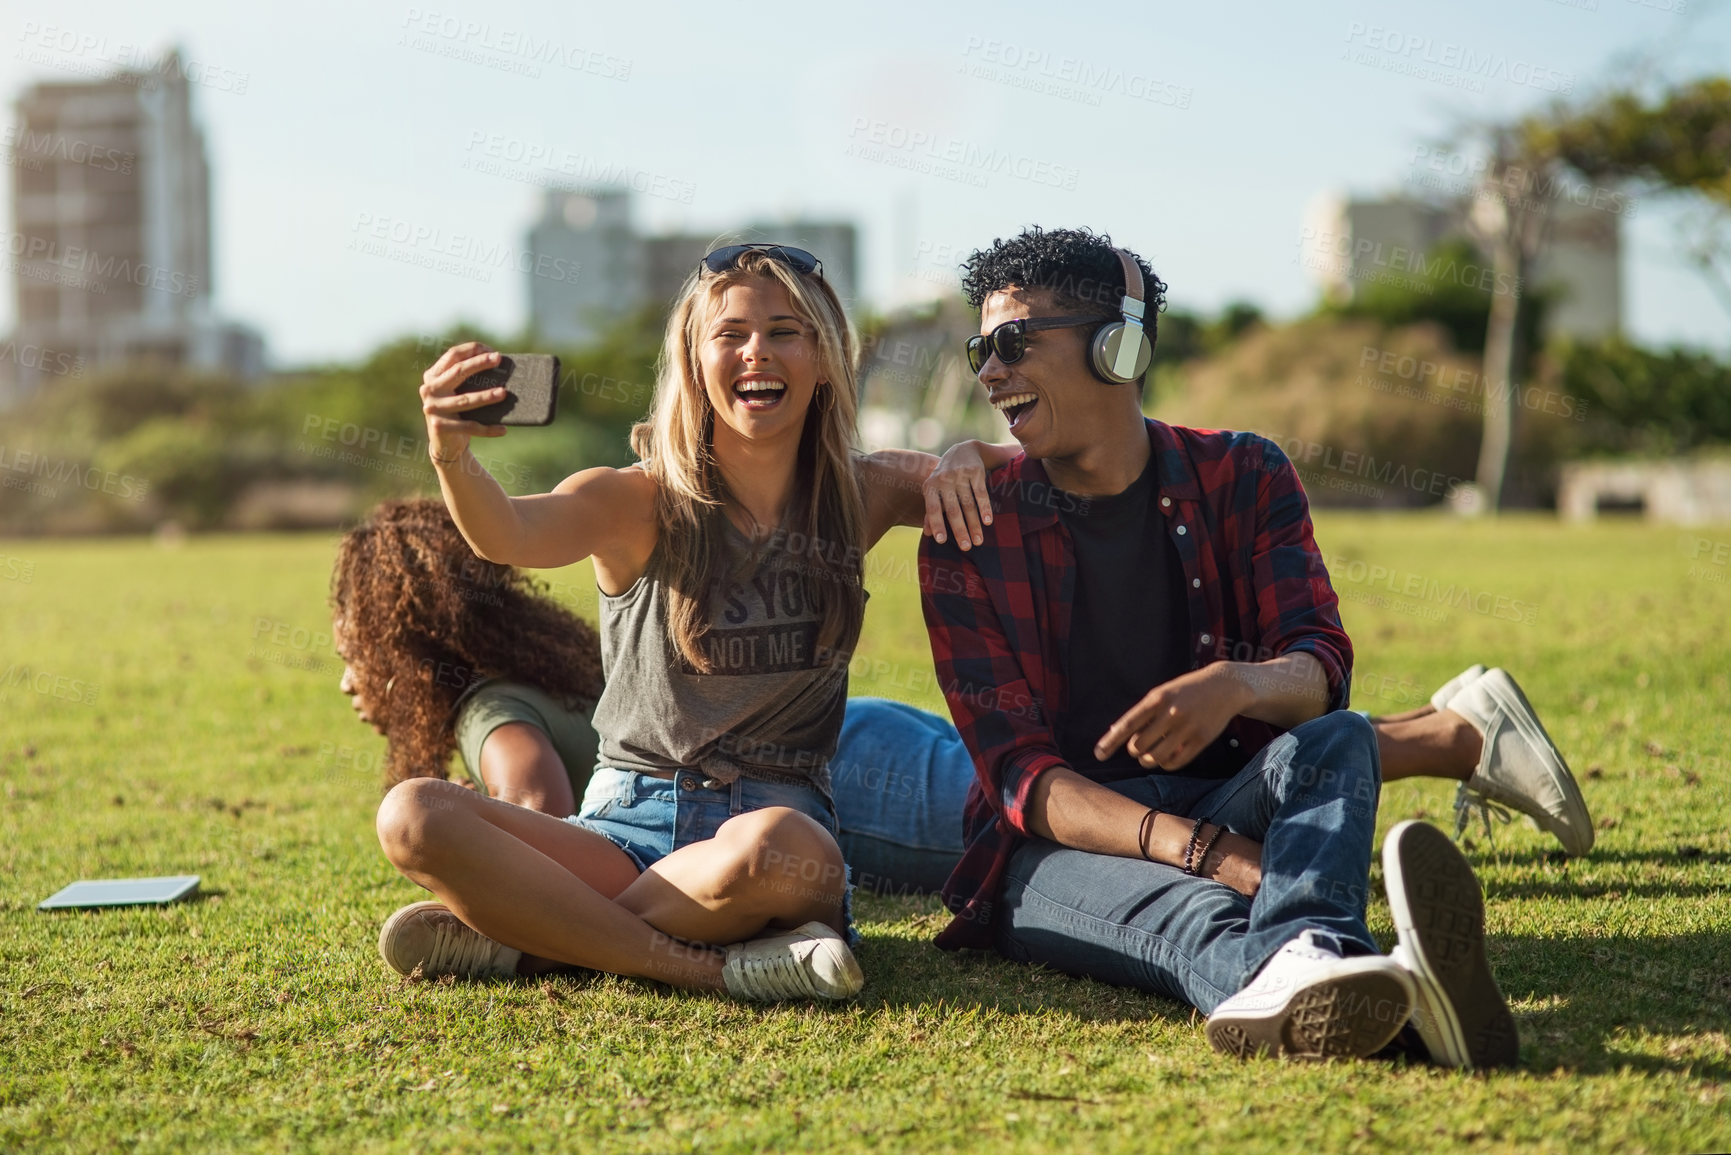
[1546, 336, 1731, 455]
[92, 417, 230, 528]
[1151, 315, 1579, 507]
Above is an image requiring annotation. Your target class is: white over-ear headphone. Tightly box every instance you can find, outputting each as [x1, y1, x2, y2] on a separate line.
[1087, 247, 1155, 384]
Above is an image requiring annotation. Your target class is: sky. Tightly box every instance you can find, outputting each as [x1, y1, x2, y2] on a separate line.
[3, 0, 1729, 367]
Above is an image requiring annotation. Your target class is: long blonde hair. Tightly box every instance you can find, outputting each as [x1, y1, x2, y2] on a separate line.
[630, 251, 866, 673]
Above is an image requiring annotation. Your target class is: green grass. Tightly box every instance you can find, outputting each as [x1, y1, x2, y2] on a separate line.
[2, 516, 1729, 1153]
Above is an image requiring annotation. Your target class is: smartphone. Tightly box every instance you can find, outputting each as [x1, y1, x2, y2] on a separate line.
[455, 353, 561, 426]
[39, 875, 201, 910]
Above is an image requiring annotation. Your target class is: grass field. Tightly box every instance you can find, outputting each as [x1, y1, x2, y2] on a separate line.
[2, 515, 1729, 1153]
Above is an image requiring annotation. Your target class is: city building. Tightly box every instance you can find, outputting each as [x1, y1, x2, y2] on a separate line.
[1302, 192, 1622, 341]
[524, 187, 644, 347]
[3, 47, 264, 405]
[526, 186, 859, 347]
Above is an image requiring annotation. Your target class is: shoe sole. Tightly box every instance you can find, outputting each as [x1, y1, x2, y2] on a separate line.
[378, 900, 449, 976]
[1485, 670, 1594, 855]
[1206, 971, 1413, 1060]
[1383, 820, 1519, 1069]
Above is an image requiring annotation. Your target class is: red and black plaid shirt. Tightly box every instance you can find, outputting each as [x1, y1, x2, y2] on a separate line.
[917, 418, 1354, 950]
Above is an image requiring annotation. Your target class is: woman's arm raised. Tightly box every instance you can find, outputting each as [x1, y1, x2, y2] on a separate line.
[422, 341, 655, 571]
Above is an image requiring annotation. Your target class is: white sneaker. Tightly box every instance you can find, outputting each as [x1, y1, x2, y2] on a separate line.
[1205, 930, 1415, 1060]
[378, 900, 522, 979]
[1447, 668, 1595, 856]
[1383, 820, 1519, 1069]
[721, 921, 863, 1002]
[1429, 664, 1487, 711]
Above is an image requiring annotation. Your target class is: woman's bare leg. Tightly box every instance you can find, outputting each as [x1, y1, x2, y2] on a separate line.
[376, 780, 847, 989]
[614, 807, 847, 944]
[377, 777, 723, 988]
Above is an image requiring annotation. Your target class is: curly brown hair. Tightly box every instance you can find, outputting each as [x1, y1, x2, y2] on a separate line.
[329, 497, 605, 789]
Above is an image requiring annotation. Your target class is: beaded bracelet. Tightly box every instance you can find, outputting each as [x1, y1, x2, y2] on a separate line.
[1181, 815, 1208, 875]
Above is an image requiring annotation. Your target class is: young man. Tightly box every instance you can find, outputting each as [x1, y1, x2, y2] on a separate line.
[917, 227, 1581, 1065]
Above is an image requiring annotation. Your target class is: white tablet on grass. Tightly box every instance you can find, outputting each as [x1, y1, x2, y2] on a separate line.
[37, 875, 201, 910]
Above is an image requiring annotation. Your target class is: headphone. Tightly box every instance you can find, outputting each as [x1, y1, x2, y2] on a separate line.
[1086, 247, 1155, 385]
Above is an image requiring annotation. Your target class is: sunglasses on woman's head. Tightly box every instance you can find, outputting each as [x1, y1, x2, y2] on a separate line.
[965, 315, 1111, 375]
[702, 244, 823, 278]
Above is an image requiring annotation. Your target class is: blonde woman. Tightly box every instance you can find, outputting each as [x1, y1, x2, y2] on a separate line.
[374, 245, 1008, 1000]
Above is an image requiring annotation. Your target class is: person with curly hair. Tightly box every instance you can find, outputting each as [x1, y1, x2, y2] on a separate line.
[371, 245, 1011, 1002]
[330, 497, 606, 814]
[332, 496, 973, 892]
[916, 225, 1589, 1066]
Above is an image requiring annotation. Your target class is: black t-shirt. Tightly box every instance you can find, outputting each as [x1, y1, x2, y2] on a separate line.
[1055, 456, 1236, 781]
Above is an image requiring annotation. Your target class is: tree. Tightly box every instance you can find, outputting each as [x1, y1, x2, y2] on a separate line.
[1538, 77, 1731, 316]
[1460, 75, 1731, 511]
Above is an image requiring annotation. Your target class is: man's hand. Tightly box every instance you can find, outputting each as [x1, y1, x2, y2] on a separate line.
[1094, 664, 1252, 771]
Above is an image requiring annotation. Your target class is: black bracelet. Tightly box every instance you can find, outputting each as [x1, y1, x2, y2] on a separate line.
[1137, 808, 1158, 861]
[1195, 823, 1228, 879]
[1181, 815, 1208, 875]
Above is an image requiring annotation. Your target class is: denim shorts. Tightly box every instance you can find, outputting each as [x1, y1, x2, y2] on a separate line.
[566, 767, 857, 945]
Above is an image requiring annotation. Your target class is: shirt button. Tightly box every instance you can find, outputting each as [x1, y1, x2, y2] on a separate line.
[1192, 578, 1201, 588]
[1229, 738, 1240, 748]
[1160, 496, 1171, 508]
[1200, 633, 1213, 645]
[1176, 525, 1187, 536]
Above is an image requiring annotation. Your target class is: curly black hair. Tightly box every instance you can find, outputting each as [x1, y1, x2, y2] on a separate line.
[329, 498, 605, 790]
[960, 226, 1168, 348]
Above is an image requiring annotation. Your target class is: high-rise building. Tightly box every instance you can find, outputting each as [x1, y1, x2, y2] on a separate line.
[739, 218, 860, 310]
[640, 233, 713, 313]
[639, 220, 859, 315]
[525, 186, 861, 345]
[4, 47, 263, 404]
[526, 187, 644, 347]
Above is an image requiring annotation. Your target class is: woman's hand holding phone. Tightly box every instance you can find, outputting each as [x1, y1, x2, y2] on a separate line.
[420, 341, 512, 465]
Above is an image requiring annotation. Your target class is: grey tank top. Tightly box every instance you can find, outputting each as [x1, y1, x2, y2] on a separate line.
[589, 521, 854, 794]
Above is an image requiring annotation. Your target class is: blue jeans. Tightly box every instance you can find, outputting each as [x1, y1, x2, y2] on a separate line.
[993, 711, 1382, 1015]
[829, 698, 973, 896]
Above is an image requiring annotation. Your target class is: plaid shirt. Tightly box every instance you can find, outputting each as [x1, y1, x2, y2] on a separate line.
[918, 418, 1354, 950]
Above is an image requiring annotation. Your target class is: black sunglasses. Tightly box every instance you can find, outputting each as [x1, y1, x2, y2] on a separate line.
[702, 243, 823, 278]
[966, 315, 1109, 375]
